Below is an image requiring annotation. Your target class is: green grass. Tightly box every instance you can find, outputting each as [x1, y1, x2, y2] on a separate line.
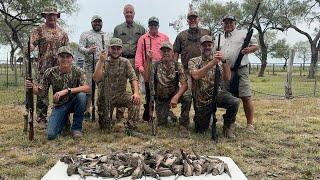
[0, 67, 320, 179]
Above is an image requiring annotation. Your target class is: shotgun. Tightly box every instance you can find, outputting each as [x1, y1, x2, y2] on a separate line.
[26, 37, 34, 141]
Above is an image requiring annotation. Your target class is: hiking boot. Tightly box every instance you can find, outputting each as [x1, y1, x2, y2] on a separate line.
[246, 124, 255, 132]
[84, 111, 91, 121]
[223, 123, 236, 139]
[72, 130, 82, 139]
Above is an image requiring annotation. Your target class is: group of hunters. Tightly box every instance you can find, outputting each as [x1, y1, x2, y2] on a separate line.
[25, 4, 259, 140]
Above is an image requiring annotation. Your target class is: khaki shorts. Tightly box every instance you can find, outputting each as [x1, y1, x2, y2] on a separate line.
[224, 66, 251, 97]
[85, 68, 93, 95]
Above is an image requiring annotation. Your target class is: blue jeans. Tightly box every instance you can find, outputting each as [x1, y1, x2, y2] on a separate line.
[47, 93, 87, 140]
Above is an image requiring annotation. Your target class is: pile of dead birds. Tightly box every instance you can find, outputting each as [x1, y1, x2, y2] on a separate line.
[60, 149, 231, 179]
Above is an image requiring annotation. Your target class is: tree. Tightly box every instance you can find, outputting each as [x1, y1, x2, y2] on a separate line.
[293, 41, 311, 70]
[270, 39, 290, 70]
[253, 31, 277, 61]
[274, 0, 320, 78]
[0, 0, 78, 66]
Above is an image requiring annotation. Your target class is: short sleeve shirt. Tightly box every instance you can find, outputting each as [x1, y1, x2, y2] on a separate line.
[219, 29, 258, 68]
[30, 24, 69, 74]
[173, 28, 210, 70]
[38, 66, 88, 106]
[154, 61, 187, 98]
[113, 22, 145, 57]
[102, 57, 138, 98]
[188, 56, 221, 107]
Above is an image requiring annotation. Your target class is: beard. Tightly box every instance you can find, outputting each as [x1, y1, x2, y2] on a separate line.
[202, 50, 212, 58]
[92, 25, 102, 32]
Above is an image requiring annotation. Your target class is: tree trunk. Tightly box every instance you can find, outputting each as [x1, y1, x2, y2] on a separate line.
[308, 44, 318, 78]
[258, 31, 267, 77]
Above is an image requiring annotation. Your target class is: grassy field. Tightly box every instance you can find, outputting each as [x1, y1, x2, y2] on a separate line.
[0, 69, 319, 179]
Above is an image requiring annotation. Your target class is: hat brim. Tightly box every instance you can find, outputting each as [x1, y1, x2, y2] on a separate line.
[58, 52, 73, 57]
[201, 40, 213, 44]
[109, 45, 123, 48]
[160, 46, 173, 50]
[187, 14, 198, 19]
[41, 12, 61, 18]
[223, 18, 235, 22]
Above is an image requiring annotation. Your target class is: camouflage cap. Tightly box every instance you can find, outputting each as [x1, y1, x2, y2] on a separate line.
[58, 46, 73, 57]
[148, 16, 159, 24]
[91, 15, 102, 22]
[200, 35, 214, 44]
[160, 41, 173, 50]
[223, 15, 236, 22]
[109, 38, 123, 48]
[41, 6, 60, 18]
[187, 10, 198, 18]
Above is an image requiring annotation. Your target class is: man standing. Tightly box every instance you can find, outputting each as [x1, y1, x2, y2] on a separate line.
[113, 4, 145, 120]
[25, 46, 89, 140]
[135, 17, 169, 121]
[30, 6, 69, 128]
[172, 10, 210, 127]
[189, 35, 232, 135]
[220, 15, 259, 131]
[79, 15, 107, 120]
[153, 42, 191, 130]
[93, 38, 142, 137]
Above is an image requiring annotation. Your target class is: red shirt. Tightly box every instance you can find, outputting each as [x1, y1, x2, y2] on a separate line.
[135, 31, 170, 72]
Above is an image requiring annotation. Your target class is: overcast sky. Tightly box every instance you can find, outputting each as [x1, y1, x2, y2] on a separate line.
[0, 0, 313, 63]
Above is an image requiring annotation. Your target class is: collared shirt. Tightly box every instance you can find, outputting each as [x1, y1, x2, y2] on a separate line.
[38, 66, 88, 106]
[30, 24, 69, 74]
[153, 60, 187, 99]
[78, 30, 107, 70]
[219, 29, 258, 68]
[113, 22, 145, 57]
[135, 31, 170, 72]
[100, 57, 138, 98]
[188, 56, 222, 107]
[173, 28, 210, 70]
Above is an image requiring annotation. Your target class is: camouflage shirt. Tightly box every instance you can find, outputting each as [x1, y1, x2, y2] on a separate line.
[38, 66, 88, 106]
[100, 57, 138, 98]
[79, 30, 107, 70]
[113, 22, 145, 57]
[30, 24, 69, 74]
[153, 60, 187, 99]
[173, 28, 210, 70]
[188, 56, 222, 107]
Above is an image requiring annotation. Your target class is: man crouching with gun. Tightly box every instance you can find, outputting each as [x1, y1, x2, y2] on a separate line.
[25, 46, 89, 140]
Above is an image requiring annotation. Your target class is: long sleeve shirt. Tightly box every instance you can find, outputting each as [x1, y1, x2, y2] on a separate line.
[135, 31, 169, 72]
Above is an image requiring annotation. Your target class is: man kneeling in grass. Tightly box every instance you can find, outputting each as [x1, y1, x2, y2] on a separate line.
[25, 46, 90, 140]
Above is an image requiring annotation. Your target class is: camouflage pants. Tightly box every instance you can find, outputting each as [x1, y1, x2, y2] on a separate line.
[215, 90, 240, 126]
[155, 94, 192, 127]
[114, 58, 140, 120]
[98, 92, 140, 130]
[36, 73, 48, 123]
[193, 90, 239, 133]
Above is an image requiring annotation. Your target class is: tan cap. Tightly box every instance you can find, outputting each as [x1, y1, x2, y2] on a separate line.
[160, 41, 173, 50]
[187, 10, 198, 18]
[58, 46, 73, 57]
[41, 6, 60, 18]
[91, 15, 102, 22]
[109, 38, 123, 48]
[200, 35, 214, 44]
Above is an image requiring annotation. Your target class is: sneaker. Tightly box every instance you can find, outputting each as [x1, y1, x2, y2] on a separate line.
[72, 130, 82, 139]
[84, 112, 91, 121]
[246, 124, 255, 132]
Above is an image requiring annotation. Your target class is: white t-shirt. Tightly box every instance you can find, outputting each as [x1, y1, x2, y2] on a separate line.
[219, 29, 258, 68]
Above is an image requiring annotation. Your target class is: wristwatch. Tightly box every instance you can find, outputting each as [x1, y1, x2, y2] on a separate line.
[222, 59, 227, 64]
[67, 87, 72, 96]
